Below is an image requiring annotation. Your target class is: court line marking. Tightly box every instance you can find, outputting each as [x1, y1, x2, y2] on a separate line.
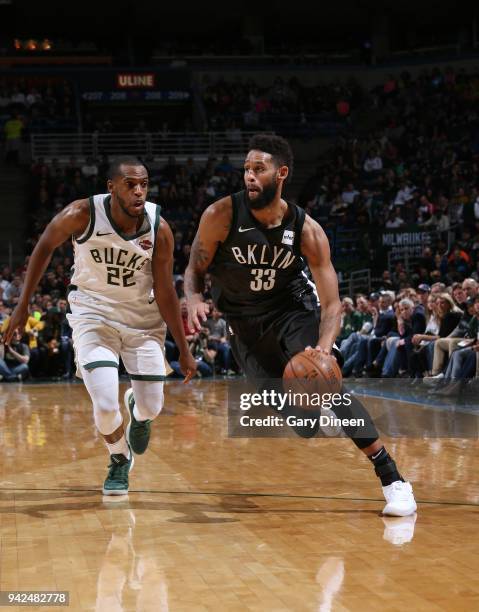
[0, 487, 477, 508]
[350, 387, 479, 415]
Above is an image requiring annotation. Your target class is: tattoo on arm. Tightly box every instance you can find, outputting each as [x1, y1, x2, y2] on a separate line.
[185, 236, 210, 296]
[190, 237, 210, 267]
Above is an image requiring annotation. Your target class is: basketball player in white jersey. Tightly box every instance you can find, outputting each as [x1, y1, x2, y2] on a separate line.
[5, 157, 197, 495]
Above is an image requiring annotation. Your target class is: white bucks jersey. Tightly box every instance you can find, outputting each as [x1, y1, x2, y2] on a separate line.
[69, 193, 163, 330]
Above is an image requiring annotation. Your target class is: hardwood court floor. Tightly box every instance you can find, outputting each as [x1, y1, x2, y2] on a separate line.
[0, 380, 478, 611]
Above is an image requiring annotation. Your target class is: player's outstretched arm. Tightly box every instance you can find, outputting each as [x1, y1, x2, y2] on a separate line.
[4, 199, 90, 344]
[300, 214, 342, 354]
[184, 196, 232, 331]
[152, 217, 197, 380]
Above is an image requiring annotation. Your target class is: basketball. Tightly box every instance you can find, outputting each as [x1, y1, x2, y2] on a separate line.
[283, 349, 343, 395]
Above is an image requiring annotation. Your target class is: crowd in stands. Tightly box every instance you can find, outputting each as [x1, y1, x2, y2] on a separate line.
[338, 279, 479, 393]
[153, 38, 359, 61]
[1, 77, 77, 161]
[0, 78, 75, 120]
[2, 65, 479, 390]
[323, 67, 479, 392]
[0, 264, 74, 381]
[300, 67, 479, 249]
[200, 75, 361, 131]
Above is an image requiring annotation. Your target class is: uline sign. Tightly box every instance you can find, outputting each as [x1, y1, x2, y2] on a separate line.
[117, 73, 155, 89]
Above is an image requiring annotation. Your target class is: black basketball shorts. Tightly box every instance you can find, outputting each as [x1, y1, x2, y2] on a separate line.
[228, 307, 342, 379]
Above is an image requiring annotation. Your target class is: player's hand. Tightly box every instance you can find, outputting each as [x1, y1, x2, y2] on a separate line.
[188, 300, 210, 332]
[179, 350, 197, 383]
[306, 345, 335, 359]
[3, 304, 28, 345]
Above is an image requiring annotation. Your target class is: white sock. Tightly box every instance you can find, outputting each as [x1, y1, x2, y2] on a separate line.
[105, 435, 130, 459]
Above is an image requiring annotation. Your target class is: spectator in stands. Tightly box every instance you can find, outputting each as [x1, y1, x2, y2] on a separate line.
[363, 149, 383, 174]
[462, 278, 479, 299]
[379, 297, 417, 377]
[431, 282, 447, 294]
[341, 183, 359, 205]
[204, 306, 233, 374]
[447, 246, 471, 278]
[338, 297, 362, 344]
[167, 298, 214, 378]
[385, 208, 405, 229]
[394, 181, 414, 206]
[0, 266, 11, 293]
[425, 294, 478, 383]
[379, 270, 395, 291]
[452, 282, 469, 312]
[415, 283, 430, 306]
[426, 295, 479, 395]
[80, 156, 98, 180]
[0, 328, 30, 381]
[23, 304, 45, 377]
[329, 196, 349, 222]
[3, 111, 23, 164]
[348, 292, 395, 377]
[3, 275, 23, 307]
[421, 209, 450, 232]
[409, 293, 463, 377]
[432, 346, 478, 396]
[339, 295, 372, 364]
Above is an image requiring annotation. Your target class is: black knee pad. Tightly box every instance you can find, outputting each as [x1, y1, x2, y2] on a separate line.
[331, 392, 379, 447]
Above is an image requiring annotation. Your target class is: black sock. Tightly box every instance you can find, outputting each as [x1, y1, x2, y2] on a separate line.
[367, 446, 404, 486]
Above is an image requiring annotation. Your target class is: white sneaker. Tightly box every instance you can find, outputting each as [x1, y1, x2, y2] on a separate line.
[423, 373, 444, 386]
[382, 514, 417, 546]
[382, 481, 417, 516]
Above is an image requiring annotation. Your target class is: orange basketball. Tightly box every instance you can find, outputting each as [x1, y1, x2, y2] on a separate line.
[283, 349, 343, 395]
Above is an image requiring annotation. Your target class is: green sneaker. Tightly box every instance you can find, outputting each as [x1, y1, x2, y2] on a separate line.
[102, 451, 134, 495]
[124, 388, 152, 455]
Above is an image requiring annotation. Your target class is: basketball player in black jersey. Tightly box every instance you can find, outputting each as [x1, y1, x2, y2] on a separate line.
[185, 134, 416, 517]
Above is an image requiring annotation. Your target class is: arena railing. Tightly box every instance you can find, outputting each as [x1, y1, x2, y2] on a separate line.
[30, 131, 270, 162]
[338, 269, 371, 297]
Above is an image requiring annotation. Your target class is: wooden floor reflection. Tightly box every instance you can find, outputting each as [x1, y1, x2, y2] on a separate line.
[0, 380, 478, 611]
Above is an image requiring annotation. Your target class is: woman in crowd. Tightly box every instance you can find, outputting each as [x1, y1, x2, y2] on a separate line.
[409, 294, 463, 377]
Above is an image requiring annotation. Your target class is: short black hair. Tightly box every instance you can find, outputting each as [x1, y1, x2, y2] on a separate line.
[248, 133, 294, 182]
[107, 156, 147, 180]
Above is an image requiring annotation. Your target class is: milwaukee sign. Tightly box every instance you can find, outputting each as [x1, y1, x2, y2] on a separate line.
[117, 73, 155, 88]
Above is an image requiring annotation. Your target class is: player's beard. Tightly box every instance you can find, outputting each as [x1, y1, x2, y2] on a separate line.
[117, 194, 144, 218]
[246, 178, 279, 210]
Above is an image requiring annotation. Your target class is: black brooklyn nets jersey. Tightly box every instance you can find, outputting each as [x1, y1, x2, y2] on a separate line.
[210, 190, 318, 317]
